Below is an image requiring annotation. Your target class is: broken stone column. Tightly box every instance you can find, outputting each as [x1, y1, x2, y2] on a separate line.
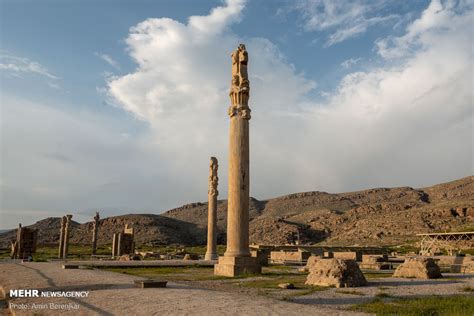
[205, 157, 219, 261]
[215, 44, 261, 277]
[92, 212, 100, 256]
[62, 214, 72, 259]
[58, 216, 66, 259]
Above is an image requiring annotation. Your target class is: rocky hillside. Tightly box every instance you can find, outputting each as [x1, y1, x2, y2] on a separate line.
[1, 176, 472, 248]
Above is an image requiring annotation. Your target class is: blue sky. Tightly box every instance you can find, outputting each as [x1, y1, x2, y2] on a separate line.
[1, 0, 472, 228]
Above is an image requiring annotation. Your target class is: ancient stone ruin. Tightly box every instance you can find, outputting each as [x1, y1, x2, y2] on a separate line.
[58, 214, 72, 259]
[393, 257, 442, 279]
[305, 258, 367, 288]
[270, 250, 311, 264]
[112, 224, 135, 258]
[214, 44, 261, 277]
[92, 212, 100, 255]
[205, 157, 219, 261]
[10, 224, 38, 260]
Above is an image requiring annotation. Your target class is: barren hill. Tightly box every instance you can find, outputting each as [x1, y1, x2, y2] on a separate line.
[1, 176, 472, 248]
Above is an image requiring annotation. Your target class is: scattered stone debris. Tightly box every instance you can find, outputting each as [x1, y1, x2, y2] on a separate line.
[305, 258, 367, 288]
[183, 253, 199, 260]
[118, 254, 141, 261]
[393, 257, 442, 279]
[278, 283, 295, 289]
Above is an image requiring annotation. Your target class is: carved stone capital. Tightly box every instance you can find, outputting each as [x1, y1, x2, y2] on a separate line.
[208, 157, 219, 197]
[228, 104, 251, 120]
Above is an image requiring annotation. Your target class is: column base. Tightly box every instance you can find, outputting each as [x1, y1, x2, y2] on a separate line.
[214, 256, 261, 277]
[204, 252, 219, 261]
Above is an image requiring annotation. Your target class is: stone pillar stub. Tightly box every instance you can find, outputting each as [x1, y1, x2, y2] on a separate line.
[205, 157, 219, 261]
[214, 44, 261, 277]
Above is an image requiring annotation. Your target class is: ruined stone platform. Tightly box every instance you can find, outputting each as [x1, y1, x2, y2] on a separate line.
[0, 262, 353, 315]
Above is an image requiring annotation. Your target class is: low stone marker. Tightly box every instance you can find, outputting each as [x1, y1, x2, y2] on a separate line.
[305, 258, 367, 288]
[134, 280, 167, 288]
[62, 264, 79, 269]
[393, 257, 442, 279]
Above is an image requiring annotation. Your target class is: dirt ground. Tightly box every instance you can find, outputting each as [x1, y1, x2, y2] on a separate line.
[1, 261, 473, 315]
[0, 262, 359, 315]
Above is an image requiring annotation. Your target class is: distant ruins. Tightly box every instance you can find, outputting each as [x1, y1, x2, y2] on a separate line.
[92, 212, 100, 255]
[215, 44, 261, 276]
[58, 214, 73, 259]
[205, 157, 219, 260]
[112, 224, 135, 257]
[10, 224, 38, 260]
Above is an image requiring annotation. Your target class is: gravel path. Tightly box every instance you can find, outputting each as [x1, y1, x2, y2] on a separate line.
[0, 262, 360, 316]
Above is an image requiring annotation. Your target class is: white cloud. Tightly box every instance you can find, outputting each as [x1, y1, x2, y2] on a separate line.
[291, 0, 398, 46]
[341, 57, 362, 69]
[0, 54, 59, 80]
[95, 52, 121, 70]
[107, 0, 472, 201]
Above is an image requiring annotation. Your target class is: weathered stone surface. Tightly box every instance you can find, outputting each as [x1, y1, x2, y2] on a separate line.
[215, 44, 261, 277]
[214, 256, 261, 277]
[333, 251, 362, 262]
[270, 250, 311, 264]
[305, 258, 367, 288]
[300, 255, 321, 272]
[393, 257, 442, 279]
[205, 157, 219, 261]
[112, 224, 135, 257]
[10, 224, 38, 260]
[63, 214, 73, 259]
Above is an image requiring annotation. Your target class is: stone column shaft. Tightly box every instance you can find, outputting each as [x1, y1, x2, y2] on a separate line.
[225, 117, 250, 257]
[205, 157, 219, 260]
[58, 216, 66, 259]
[62, 214, 72, 259]
[92, 212, 100, 256]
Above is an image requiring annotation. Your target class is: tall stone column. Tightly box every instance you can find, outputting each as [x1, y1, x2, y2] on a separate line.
[58, 216, 66, 259]
[215, 44, 261, 277]
[92, 212, 100, 256]
[62, 214, 72, 259]
[205, 157, 219, 261]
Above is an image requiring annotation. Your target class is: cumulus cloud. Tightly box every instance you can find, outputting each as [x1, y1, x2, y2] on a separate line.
[290, 0, 398, 46]
[107, 0, 472, 201]
[0, 53, 59, 80]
